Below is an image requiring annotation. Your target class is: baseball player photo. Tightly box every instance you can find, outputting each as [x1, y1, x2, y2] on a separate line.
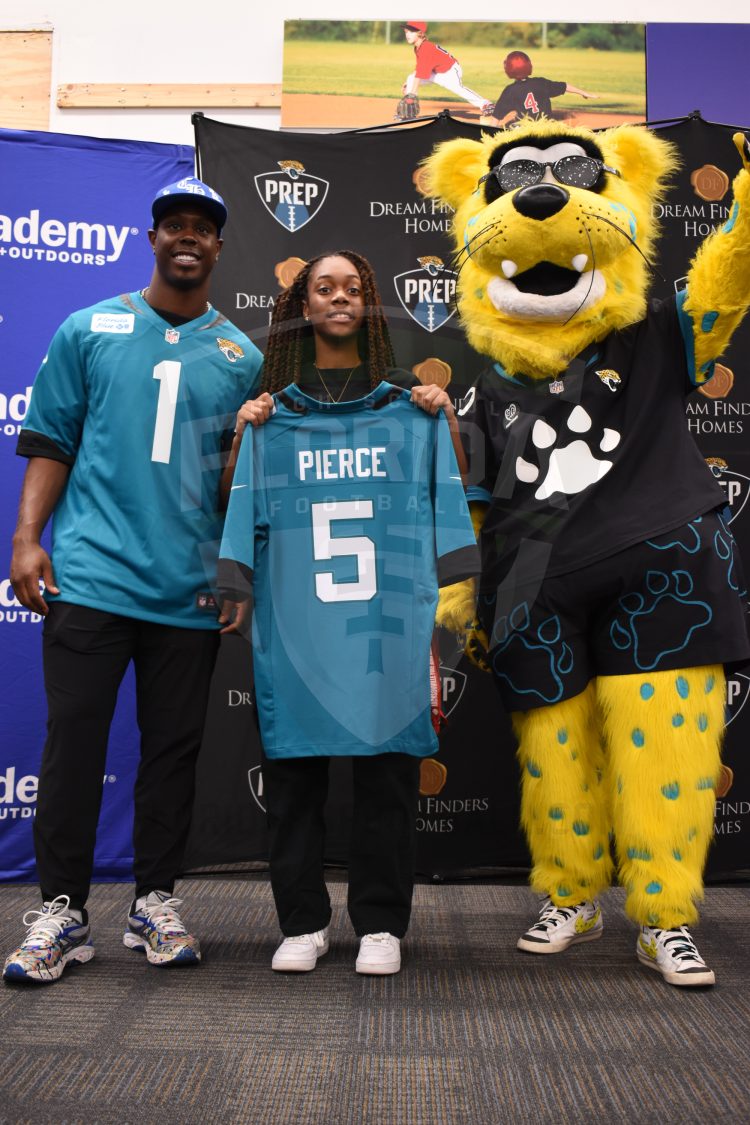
[486, 50, 599, 127]
[396, 21, 494, 121]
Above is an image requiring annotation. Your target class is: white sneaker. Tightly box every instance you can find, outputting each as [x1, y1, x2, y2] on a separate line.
[637, 925, 715, 987]
[517, 898, 603, 954]
[356, 932, 401, 975]
[272, 928, 329, 972]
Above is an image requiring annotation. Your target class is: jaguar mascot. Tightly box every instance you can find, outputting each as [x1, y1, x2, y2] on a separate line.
[428, 118, 750, 986]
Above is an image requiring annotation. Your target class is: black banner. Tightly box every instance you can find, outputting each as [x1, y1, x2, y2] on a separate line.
[184, 113, 749, 880]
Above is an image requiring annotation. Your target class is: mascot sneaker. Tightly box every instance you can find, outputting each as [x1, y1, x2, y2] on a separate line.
[272, 928, 329, 972]
[3, 895, 94, 983]
[356, 932, 401, 975]
[517, 898, 603, 954]
[123, 891, 201, 965]
[636, 925, 715, 987]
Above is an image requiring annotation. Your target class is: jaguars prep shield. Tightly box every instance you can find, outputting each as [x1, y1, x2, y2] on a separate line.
[254, 168, 329, 232]
[393, 263, 457, 332]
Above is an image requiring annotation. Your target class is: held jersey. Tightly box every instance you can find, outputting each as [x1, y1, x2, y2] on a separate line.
[461, 292, 727, 592]
[219, 382, 479, 759]
[18, 291, 262, 628]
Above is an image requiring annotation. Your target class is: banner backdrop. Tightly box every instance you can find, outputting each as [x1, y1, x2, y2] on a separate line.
[0, 128, 194, 880]
[186, 112, 749, 879]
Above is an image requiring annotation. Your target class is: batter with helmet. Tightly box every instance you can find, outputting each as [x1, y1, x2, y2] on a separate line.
[395, 21, 494, 121]
[487, 50, 599, 127]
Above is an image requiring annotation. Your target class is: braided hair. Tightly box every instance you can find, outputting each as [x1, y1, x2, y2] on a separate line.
[261, 250, 396, 394]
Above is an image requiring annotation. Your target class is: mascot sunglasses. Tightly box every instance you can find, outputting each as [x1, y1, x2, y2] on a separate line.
[479, 154, 621, 194]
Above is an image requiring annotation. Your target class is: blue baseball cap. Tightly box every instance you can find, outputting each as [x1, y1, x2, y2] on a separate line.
[151, 177, 227, 234]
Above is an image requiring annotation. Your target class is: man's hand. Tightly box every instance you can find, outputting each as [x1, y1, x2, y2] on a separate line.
[218, 598, 251, 635]
[235, 393, 275, 439]
[10, 539, 59, 615]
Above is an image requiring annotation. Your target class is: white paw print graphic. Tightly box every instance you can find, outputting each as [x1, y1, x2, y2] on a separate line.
[516, 405, 621, 501]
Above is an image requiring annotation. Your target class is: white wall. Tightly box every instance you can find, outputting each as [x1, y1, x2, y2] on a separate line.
[1, 1, 749, 145]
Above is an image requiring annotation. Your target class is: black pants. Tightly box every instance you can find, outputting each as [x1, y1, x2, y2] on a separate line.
[262, 751, 421, 938]
[34, 603, 220, 912]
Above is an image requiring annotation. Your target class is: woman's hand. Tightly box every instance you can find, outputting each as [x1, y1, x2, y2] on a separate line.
[410, 384, 455, 417]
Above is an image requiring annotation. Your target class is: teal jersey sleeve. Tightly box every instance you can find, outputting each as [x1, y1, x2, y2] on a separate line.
[433, 411, 480, 586]
[22, 315, 88, 462]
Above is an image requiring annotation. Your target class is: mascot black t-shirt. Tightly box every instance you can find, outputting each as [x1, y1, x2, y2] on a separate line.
[461, 293, 727, 590]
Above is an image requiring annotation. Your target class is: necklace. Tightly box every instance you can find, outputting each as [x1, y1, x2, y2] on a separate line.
[313, 362, 361, 403]
[140, 287, 210, 314]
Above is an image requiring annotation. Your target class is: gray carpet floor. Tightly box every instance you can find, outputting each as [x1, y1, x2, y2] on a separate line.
[0, 878, 748, 1124]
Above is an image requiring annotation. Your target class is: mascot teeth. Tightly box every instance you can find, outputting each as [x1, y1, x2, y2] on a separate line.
[501, 260, 518, 279]
[572, 254, 589, 273]
[487, 270, 606, 321]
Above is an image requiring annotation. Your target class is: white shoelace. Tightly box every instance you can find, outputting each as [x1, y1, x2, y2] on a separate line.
[361, 933, 395, 944]
[653, 926, 707, 967]
[139, 896, 187, 936]
[21, 894, 78, 946]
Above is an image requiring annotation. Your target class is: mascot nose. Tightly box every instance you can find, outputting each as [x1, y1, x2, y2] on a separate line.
[513, 184, 570, 220]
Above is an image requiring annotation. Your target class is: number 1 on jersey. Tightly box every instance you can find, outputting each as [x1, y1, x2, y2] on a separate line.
[151, 360, 181, 464]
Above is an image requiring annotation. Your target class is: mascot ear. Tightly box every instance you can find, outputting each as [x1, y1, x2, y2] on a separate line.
[422, 138, 487, 210]
[602, 125, 676, 198]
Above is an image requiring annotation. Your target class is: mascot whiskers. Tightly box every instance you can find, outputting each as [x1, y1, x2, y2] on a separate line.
[427, 117, 750, 986]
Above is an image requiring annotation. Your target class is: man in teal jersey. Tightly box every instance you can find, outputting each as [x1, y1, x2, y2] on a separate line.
[3, 179, 262, 984]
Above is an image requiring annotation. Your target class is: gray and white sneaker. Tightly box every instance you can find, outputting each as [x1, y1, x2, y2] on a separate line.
[3, 895, 94, 983]
[517, 898, 603, 954]
[637, 924, 715, 987]
[272, 928, 329, 972]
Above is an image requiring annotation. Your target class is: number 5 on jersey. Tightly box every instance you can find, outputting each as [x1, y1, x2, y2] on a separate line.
[312, 500, 377, 603]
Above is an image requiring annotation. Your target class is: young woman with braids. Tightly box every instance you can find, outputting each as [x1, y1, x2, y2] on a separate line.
[221, 251, 467, 976]
[223, 250, 465, 474]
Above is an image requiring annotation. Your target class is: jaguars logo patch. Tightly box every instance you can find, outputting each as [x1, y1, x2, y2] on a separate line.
[217, 337, 244, 363]
[596, 369, 621, 391]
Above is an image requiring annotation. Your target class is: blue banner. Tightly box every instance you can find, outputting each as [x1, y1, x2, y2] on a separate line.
[0, 128, 194, 880]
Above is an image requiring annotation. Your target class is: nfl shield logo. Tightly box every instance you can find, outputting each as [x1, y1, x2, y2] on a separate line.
[254, 161, 329, 232]
[393, 257, 457, 333]
[165, 328, 180, 345]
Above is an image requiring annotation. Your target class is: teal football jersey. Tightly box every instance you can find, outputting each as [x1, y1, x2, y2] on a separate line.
[219, 382, 480, 758]
[20, 291, 262, 627]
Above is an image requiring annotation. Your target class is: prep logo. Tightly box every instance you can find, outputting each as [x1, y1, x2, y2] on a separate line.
[393, 256, 457, 333]
[247, 766, 266, 813]
[439, 665, 467, 719]
[0, 386, 32, 437]
[726, 671, 750, 727]
[705, 458, 750, 524]
[254, 160, 329, 233]
[0, 579, 42, 625]
[0, 209, 134, 266]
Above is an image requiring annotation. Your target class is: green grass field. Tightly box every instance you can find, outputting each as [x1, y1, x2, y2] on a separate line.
[283, 41, 646, 115]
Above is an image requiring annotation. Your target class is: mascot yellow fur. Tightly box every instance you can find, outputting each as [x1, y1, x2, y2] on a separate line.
[427, 118, 750, 986]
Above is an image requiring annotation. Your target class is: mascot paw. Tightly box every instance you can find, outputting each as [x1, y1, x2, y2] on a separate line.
[733, 132, 750, 173]
[465, 620, 491, 673]
[436, 578, 477, 636]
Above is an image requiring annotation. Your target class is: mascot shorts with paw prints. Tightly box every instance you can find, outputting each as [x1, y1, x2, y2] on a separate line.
[427, 119, 750, 984]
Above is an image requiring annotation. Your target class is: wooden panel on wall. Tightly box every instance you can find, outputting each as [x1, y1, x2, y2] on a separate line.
[57, 83, 281, 109]
[0, 31, 52, 130]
